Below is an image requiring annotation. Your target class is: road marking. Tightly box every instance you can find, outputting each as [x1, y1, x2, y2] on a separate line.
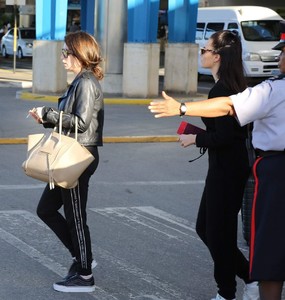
[91, 206, 248, 252]
[0, 226, 67, 276]
[0, 184, 46, 190]
[91, 206, 199, 244]
[95, 180, 205, 186]
[0, 180, 205, 190]
[0, 209, 194, 299]
[96, 247, 190, 300]
[0, 210, 118, 300]
[0, 208, 248, 299]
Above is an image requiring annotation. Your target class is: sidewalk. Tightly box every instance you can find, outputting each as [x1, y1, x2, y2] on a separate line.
[0, 67, 208, 145]
[0, 67, 207, 101]
[0, 68, 33, 88]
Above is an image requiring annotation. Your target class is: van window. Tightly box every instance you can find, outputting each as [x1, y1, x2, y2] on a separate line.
[241, 20, 280, 41]
[227, 23, 240, 36]
[205, 23, 224, 39]
[196, 23, 205, 40]
[228, 23, 238, 30]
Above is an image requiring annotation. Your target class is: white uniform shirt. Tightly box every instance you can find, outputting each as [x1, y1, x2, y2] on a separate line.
[230, 78, 285, 151]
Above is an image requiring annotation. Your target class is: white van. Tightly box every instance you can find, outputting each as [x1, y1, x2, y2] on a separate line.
[196, 6, 284, 77]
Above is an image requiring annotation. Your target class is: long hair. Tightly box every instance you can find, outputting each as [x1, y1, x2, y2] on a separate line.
[211, 30, 247, 93]
[65, 31, 104, 81]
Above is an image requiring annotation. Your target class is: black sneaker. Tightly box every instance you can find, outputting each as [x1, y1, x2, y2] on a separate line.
[65, 259, 80, 279]
[65, 259, 98, 279]
[53, 273, 95, 293]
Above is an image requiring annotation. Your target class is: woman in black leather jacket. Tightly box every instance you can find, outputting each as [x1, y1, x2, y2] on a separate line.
[29, 31, 104, 293]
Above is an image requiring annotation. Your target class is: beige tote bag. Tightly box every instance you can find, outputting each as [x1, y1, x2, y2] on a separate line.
[22, 112, 95, 189]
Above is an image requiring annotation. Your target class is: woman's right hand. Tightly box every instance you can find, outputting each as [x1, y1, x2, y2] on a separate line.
[28, 107, 44, 123]
[179, 134, 196, 148]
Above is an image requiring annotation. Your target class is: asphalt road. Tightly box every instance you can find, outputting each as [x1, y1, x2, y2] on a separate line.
[0, 86, 256, 300]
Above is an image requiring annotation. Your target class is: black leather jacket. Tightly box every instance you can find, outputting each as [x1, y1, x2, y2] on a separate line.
[42, 69, 104, 146]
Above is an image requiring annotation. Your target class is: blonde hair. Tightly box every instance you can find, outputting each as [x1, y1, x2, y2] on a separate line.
[65, 31, 104, 80]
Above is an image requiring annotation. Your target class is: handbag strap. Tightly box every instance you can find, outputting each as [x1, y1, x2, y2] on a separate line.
[58, 111, 78, 141]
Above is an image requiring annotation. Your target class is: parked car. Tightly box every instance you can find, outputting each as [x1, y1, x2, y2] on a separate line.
[1, 27, 35, 58]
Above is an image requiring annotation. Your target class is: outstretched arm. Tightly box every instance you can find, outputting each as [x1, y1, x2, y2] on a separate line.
[148, 91, 236, 118]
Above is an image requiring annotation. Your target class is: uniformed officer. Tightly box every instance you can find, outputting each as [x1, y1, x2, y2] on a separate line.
[149, 21, 285, 300]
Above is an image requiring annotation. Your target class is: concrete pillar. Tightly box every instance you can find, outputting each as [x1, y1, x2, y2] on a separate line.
[32, 40, 67, 94]
[95, 0, 127, 94]
[164, 43, 198, 94]
[123, 0, 160, 97]
[123, 43, 160, 98]
[33, 0, 68, 94]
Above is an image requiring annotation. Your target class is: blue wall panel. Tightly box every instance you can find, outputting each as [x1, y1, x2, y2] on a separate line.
[168, 0, 198, 43]
[128, 0, 160, 43]
[36, 0, 68, 40]
[81, 0, 95, 35]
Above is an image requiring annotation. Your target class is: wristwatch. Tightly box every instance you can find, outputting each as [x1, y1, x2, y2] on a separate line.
[179, 102, 187, 116]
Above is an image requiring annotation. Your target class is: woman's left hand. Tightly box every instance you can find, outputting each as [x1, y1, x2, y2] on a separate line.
[148, 91, 181, 118]
[179, 134, 196, 148]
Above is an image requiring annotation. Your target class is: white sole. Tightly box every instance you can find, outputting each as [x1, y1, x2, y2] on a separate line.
[53, 283, 95, 293]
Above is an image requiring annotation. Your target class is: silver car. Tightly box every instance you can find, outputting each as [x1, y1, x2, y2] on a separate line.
[1, 27, 35, 59]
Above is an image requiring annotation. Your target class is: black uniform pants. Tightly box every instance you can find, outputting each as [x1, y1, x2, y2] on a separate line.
[37, 146, 99, 276]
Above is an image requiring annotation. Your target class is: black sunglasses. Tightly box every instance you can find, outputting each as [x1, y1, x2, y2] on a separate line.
[200, 47, 216, 55]
[61, 48, 74, 58]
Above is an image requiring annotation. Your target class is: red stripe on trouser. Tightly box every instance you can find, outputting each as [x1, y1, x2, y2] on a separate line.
[249, 157, 263, 277]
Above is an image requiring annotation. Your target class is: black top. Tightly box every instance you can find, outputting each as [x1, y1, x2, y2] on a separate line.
[196, 80, 249, 173]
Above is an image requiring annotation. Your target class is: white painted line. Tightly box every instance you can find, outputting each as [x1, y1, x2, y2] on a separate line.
[0, 211, 118, 300]
[96, 247, 191, 300]
[0, 184, 46, 190]
[0, 227, 67, 276]
[95, 180, 205, 186]
[91, 206, 249, 253]
[134, 206, 196, 231]
[0, 209, 188, 299]
[91, 206, 200, 243]
[0, 181, 205, 190]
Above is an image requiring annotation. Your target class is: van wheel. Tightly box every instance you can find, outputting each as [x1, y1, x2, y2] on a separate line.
[2, 46, 7, 57]
[17, 48, 23, 59]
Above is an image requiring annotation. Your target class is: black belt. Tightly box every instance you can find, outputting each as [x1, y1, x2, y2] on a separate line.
[256, 149, 285, 157]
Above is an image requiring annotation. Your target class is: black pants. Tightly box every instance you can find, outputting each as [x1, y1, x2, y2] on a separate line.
[37, 146, 99, 276]
[196, 169, 251, 299]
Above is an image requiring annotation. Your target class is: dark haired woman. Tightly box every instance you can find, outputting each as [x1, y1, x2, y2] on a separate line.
[29, 31, 104, 293]
[179, 31, 259, 300]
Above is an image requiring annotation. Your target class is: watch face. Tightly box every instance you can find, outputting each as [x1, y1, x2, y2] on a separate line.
[180, 103, 187, 115]
[181, 104, 187, 113]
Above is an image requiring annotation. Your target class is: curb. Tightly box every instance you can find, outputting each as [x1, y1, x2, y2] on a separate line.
[0, 136, 178, 145]
[0, 80, 33, 88]
[18, 91, 207, 104]
[18, 91, 152, 105]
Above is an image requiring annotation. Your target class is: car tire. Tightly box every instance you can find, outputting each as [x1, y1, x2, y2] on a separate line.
[17, 47, 23, 59]
[2, 46, 8, 57]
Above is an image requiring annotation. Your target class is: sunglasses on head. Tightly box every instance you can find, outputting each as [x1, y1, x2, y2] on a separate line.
[61, 48, 74, 58]
[200, 47, 216, 55]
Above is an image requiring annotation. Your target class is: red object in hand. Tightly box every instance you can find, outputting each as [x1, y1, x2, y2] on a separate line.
[29, 109, 42, 123]
[177, 121, 205, 135]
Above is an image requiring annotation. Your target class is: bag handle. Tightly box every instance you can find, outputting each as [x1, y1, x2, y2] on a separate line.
[58, 111, 78, 141]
